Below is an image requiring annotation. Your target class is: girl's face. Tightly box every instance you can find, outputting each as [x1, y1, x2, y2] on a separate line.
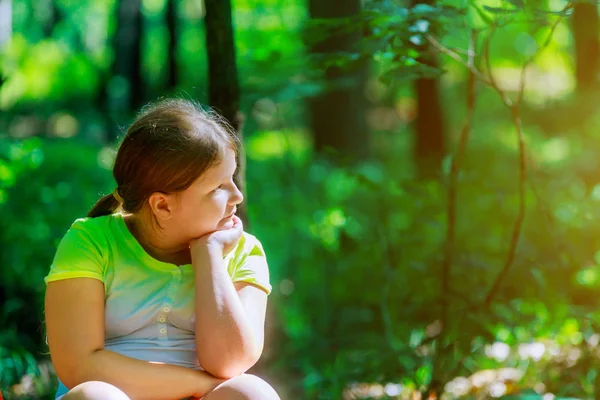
[170, 148, 243, 240]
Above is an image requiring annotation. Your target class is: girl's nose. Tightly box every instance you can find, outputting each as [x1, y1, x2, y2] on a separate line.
[230, 183, 244, 205]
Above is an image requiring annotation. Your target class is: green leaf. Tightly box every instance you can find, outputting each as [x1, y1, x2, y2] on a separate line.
[593, 249, 600, 265]
[412, 3, 437, 15]
[311, 52, 363, 70]
[380, 63, 442, 84]
[470, 0, 494, 24]
[415, 364, 432, 386]
[542, 7, 572, 16]
[483, 5, 518, 13]
[0, 161, 15, 187]
[506, 0, 525, 9]
[409, 329, 424, 348]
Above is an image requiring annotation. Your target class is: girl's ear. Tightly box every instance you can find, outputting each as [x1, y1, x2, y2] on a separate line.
[147, 192, 176, 220]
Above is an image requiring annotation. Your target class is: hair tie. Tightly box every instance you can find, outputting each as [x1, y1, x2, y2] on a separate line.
[113, 188, 124, 203]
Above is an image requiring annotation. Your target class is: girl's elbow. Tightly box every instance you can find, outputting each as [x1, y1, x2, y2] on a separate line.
[53, 354, 96, 390]
[201, 353, 259, 380]
[203, 363, 244, 380]
[208, 368, 241, 380]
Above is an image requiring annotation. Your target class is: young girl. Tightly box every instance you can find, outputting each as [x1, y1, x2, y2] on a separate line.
[44, 99, 281, 400]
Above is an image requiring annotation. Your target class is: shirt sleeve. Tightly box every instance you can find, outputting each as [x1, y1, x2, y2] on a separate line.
[45, 218, 107, 284]
[227, 233, 272, 295]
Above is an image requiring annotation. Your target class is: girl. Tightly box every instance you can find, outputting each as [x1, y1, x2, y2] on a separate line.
[44, 99, 281, 400]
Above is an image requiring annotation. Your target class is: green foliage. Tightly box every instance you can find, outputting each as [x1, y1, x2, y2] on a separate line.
[246, 112, 600, 398]
[2, 0, 600, 398]
[305, 1, 465, 83]
[0, 136, 113, 392]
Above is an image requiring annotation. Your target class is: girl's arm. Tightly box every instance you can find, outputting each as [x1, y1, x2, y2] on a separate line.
[45, 278, 225, 400]
[191, 221, 268, 379]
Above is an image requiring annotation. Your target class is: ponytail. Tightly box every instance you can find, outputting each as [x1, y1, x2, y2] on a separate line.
[86, 193, 121, 218]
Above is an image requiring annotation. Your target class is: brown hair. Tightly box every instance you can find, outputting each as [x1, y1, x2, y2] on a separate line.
[87, 98, 238, 218]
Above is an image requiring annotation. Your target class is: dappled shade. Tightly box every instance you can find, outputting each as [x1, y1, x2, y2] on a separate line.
[2, 0, 600, 399]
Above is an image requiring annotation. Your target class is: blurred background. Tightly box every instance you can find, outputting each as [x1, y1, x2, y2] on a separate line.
[2, 0, 600, 398]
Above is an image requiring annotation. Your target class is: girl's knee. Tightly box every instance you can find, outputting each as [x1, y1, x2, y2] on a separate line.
[60, 381, 131, 400]
[204, 374, 280, 400]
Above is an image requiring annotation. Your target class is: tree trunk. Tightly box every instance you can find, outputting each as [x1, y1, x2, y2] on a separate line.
[113, 0, 144, 112]
[203, 0, 241, 132]
[414, 70, 445, 179]
[308, 0, 369, 162]
[203, 0, 247, 225]
[412, 0, 445, 180]
[573, 0, 600, 96]
[166, 0, 178, 90]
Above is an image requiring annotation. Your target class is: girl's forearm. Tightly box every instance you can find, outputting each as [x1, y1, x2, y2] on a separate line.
[66, 349, 223, 400]
[193, 245, 259, 378]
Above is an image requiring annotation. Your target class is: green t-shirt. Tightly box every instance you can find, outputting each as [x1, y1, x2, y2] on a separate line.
[45, 213, 272, 372]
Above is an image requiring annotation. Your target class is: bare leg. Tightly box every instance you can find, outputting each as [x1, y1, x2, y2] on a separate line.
[202, 374, 280, 400]
[59, 381, 131, 400]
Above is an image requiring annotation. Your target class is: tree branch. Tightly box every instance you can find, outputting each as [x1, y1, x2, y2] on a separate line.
[517, 3, 572, 105]
[484, 3, 572, 305]
[427, 30, 479, 396]
[483, 104, 526, 306]
[483, 24, 513, 107]
[422, 4, 573, 391]
[426, 34, 490, 85]
[441, 29, 478, 337]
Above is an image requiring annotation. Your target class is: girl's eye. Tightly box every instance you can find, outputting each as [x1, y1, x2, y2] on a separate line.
[214, 185, 224, 192]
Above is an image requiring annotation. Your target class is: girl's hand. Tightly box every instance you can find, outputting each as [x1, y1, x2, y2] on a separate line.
[192, 372, 227, 399]
[190, 215, 244, 257]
